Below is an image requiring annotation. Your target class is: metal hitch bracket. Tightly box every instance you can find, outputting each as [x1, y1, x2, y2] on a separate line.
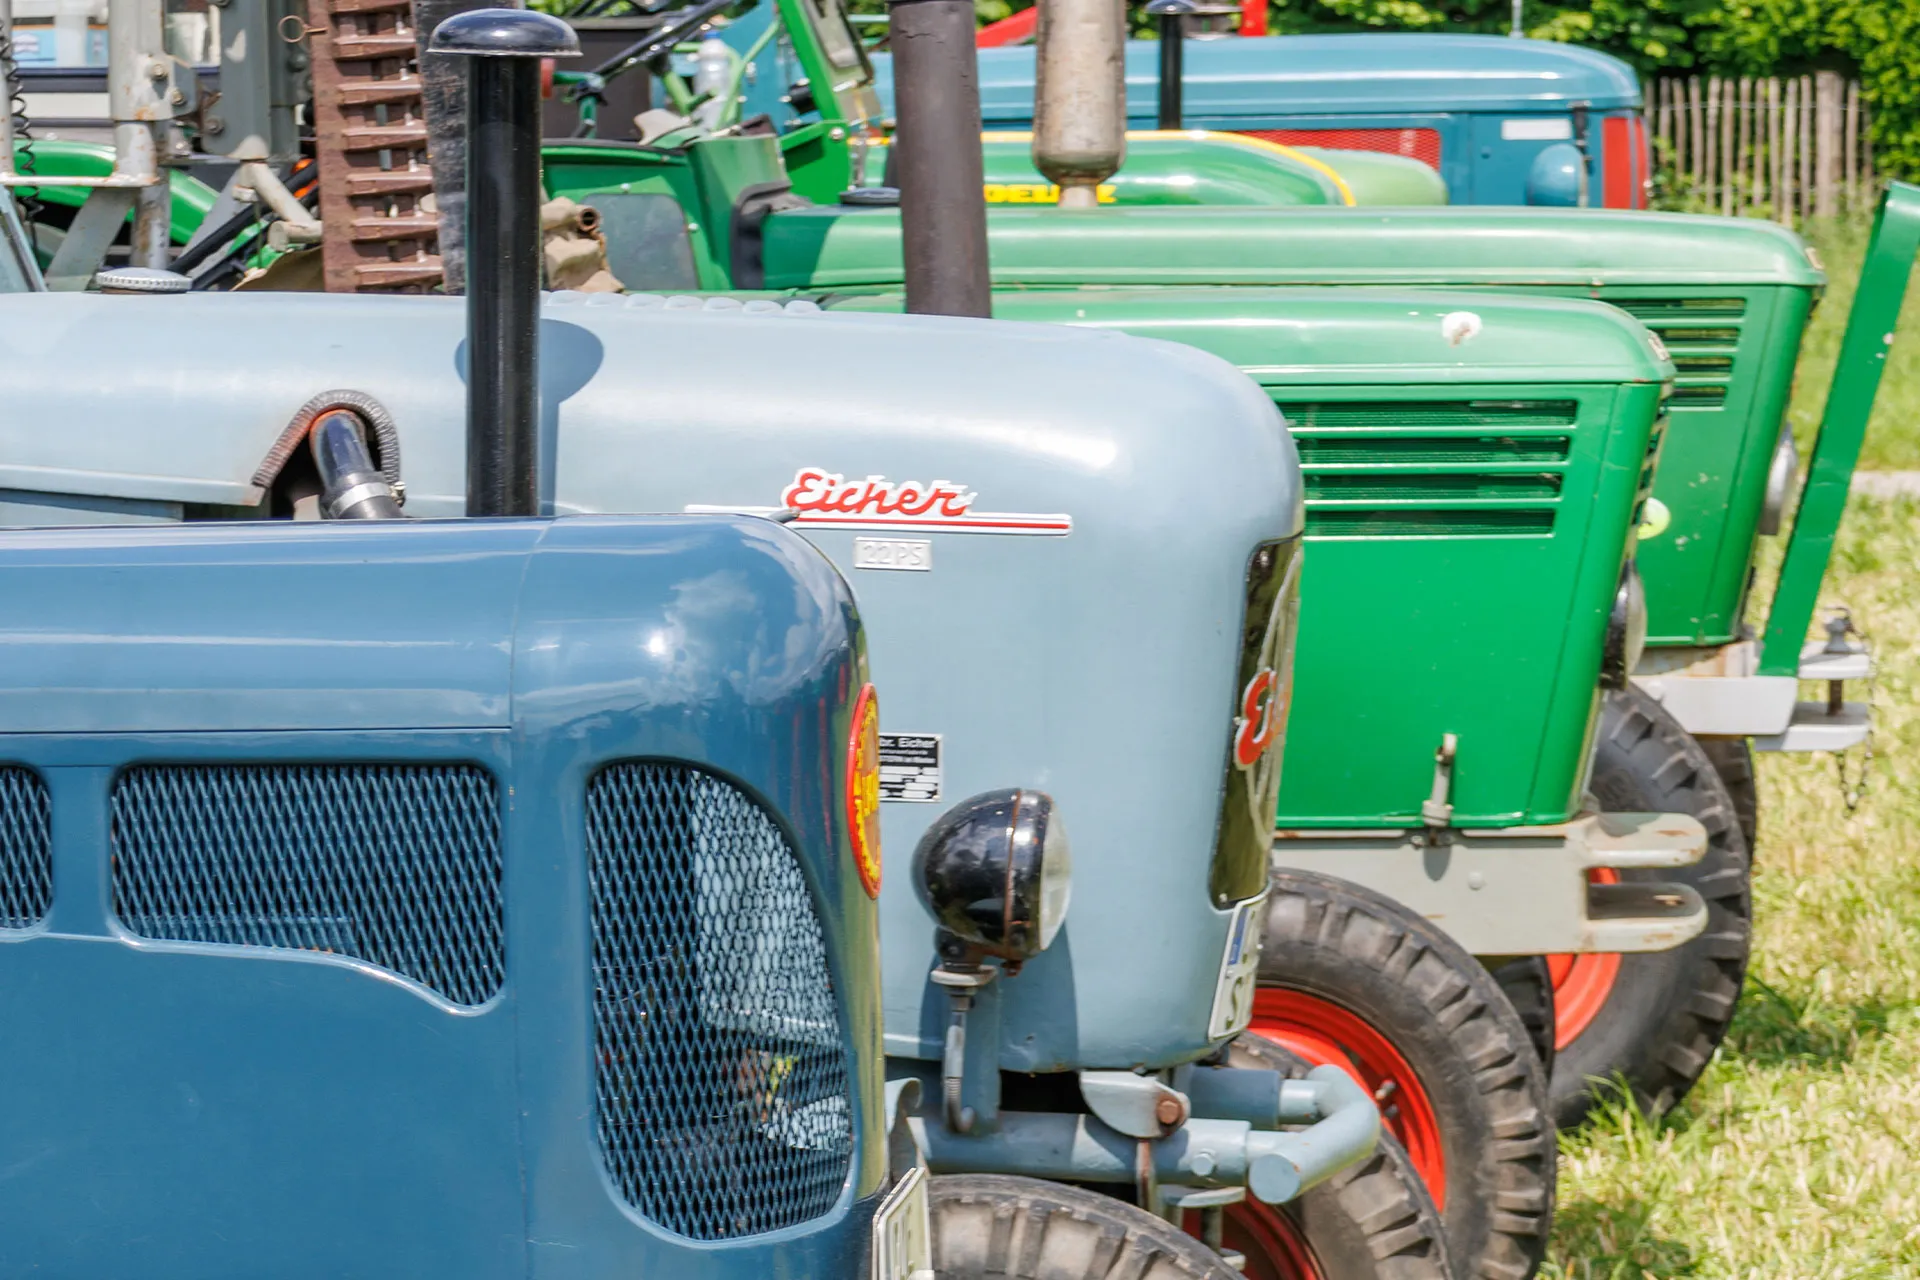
[1635, 619, 1872, 753]
[1274, 808, 1710, 956]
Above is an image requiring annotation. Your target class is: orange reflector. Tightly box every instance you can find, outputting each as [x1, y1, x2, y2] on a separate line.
[847, 684, 882, 897]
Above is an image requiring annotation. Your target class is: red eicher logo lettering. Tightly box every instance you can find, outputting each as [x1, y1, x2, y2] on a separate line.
[784, 468, 978, 520]
[1234, 668, 1284, 768]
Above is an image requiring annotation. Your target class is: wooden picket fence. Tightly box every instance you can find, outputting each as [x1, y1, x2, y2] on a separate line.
[1645, 71, 1875, 223]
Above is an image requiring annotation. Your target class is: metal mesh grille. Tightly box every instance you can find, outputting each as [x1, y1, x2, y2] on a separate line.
[588, 763, 852, 1240]
[110, 764, 503, 1005]
[0, 768, 51, 929]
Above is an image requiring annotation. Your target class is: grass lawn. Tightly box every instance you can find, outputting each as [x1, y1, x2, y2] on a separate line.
[1545, 252, 1920, 1277]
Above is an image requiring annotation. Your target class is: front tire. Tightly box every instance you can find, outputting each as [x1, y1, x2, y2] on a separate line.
[929, 1174, 1240, 1280]
[1251, 867, 1555, 1280]
[1550, 686, 1752, 1129]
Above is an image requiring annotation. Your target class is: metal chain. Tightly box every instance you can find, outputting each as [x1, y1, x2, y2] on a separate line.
[1828, 606, 1875, 813]
[0, 19, 42, 242]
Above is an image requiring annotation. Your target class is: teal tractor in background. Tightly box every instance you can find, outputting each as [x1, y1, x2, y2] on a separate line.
[876, 27, 1647, 207]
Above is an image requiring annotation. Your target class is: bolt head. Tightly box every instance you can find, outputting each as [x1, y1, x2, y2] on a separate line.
[1155, 1096, 1183, 1127]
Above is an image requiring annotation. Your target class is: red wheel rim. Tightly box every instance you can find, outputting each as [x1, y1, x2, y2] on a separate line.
[1182, 1201, 1325, 1280]
[1545, 869, 1622, 1050]
[1248, 989, 1447, 1209]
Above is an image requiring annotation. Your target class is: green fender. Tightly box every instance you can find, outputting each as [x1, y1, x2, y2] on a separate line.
[1288, 146, 1450, 207]
[975, 131, 1351, 207]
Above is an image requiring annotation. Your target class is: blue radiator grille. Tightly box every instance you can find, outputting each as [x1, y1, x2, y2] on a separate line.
[588, 763, 852, 1240]
[0, 768, 51, 929]
[110, 763, 503, 1005]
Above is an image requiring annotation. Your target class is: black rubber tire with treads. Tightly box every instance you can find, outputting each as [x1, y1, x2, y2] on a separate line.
[929, 1175, 1240, 1280]
[1259, 868, 1555, 1280]
[1486, 957, 1557, 1077]
[1560, 686, 1753, 1130]
[1697, 734, 1759, 854]
[1228, 1035, 1455, 1280]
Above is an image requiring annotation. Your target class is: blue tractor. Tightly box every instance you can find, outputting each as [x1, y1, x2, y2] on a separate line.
[0, 15, 928, 1280]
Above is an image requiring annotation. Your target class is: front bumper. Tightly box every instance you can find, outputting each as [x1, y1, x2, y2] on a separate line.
[904, 1063, 1379, 1212]
[1273, 808, 1709, 956]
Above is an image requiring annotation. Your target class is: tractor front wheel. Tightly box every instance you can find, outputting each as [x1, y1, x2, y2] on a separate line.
[928, 1174, 1241, 1280]
[1251, 867, 1555, 1280]
[1549, 685, 1753, 1129]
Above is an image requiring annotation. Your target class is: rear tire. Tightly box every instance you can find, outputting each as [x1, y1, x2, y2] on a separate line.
[929, 1174, 1240, 1280]
[1216, 1035, 1454, 1280]
[1697, 735, 1759, 854]
[1554, 686, 1752, 1130]
[1487, 957, 1557, 1077]
[1251, 867, 1555, 1280]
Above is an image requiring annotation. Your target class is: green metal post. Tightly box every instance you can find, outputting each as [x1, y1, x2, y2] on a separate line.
[1759, 182, 1920, 675]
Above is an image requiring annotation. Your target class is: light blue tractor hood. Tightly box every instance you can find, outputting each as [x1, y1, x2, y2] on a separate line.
[0, 289, 1301, 1073]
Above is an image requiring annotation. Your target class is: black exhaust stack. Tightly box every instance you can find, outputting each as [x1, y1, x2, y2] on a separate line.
[1146, 0, 1193, 129]
[429, 9, 580, 517]
[887, 0, 992, 318]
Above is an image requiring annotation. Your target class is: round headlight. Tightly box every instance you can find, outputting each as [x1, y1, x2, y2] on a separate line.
[1601, 560, 1648, 689]
[912, 789, 1072, 964]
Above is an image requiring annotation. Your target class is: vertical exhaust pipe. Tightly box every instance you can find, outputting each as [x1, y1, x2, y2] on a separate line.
[428, 9, 580, 517]
[1032, 0, 1125, 209]
[887, 0, 992, 317]
[1146, 0, 1193, 130]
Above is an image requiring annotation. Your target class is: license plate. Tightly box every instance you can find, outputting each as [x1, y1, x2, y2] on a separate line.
[1207, 893, 1266, 1039]
[872, 1164, 933, 1280]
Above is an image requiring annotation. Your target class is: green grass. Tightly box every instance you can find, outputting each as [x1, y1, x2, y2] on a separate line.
[1787, 215, 1920, 472]
[1544, 492, 1920, 1278]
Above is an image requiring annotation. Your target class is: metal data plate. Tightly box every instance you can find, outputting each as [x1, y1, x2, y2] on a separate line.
[872, 1164, 934, 1280]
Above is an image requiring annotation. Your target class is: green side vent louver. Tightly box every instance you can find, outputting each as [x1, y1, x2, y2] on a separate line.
[1615, 298, 1747, 410]
[1281, 400, 1575, 539]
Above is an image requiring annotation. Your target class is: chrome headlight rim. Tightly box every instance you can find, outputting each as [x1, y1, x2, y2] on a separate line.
[913, 788, 1071, 964]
